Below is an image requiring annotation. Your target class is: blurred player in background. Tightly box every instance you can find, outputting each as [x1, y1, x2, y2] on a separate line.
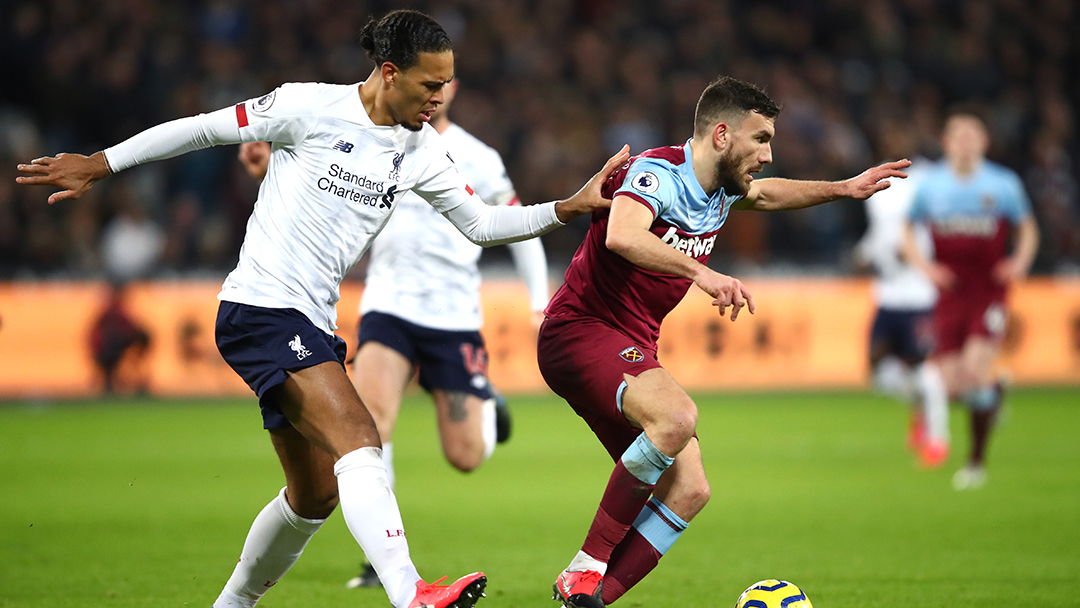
[854, 125, 949, 468]
[903, 111, 1039, 490]
[539, 75, 909, 608]
[88, 281, 152, 395]
[17, 9, 628, 608]
[349, 78, 549, 588]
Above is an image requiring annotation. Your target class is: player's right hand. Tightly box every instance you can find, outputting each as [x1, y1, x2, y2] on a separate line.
[925, 262, 957, 291]
[15, 152, 111, 204]
[695, 270, 755, 322]
[238, 142, 271, 180]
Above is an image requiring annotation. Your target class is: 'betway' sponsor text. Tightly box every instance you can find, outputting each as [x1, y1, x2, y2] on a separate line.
[659, 226, 716, 258]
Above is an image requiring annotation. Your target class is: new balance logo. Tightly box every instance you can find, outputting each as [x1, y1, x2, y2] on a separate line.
[332, 140, 354, 153]
[289, 335, 312, 360]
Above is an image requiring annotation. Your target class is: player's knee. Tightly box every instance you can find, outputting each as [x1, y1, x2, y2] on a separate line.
[288, 487, 339, 520]
[649, 408, 698, 456]
[687, 478, 711, 512]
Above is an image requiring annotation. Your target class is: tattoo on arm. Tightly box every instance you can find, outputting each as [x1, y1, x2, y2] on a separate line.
[446, 391, 470, 423]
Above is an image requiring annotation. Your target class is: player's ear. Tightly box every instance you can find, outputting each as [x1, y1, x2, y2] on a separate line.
[380, 62, 400, 86]
[713, 122, 729, 151]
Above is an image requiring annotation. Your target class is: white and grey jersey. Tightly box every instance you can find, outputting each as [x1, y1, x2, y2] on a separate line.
[361, 123, 549, 331]
[855, 158, 937, 311]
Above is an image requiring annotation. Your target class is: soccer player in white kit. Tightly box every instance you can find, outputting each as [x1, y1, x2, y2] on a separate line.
[15, 10, 629, 608]
[347, 79, 549, 589]
[855, 153, 950, 468]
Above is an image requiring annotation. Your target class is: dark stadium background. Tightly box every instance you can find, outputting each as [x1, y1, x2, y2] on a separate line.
[1, 0, 1077, 280]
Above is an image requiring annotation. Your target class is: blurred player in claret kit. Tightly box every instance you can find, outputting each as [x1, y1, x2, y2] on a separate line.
[538, 75, 909, 608]
[854, 124, 949, 468]
[16, 9, 628, 608]
[902, 110, 1039, 491]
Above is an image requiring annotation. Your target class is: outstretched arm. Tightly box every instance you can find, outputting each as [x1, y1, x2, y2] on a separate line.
[606, 195, 754, 321]
[441, 145, 630, 246]
[734, 159, 911, 212]
[16, 107, 242, 204]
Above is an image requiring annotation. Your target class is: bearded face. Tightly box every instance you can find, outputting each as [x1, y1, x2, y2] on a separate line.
[712, 112, 774, 196]
[715, 146, 751, 196]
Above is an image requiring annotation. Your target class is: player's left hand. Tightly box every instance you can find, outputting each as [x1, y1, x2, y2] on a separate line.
[555, 145, 631, 222]
[842, 159, 911, 200]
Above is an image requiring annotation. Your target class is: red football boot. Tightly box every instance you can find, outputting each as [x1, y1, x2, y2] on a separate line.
[552, 569, 604, 608]
[409, 572, 487, 608]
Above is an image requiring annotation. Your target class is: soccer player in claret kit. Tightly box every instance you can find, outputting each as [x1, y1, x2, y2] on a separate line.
[15, 10, 628, 608]
[538, 76, 909, 608]
[902, 110, 1038, 491]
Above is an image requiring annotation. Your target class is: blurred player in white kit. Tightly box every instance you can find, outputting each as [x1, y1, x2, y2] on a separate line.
[855, 126, 949, 468]
[349, 78, 549, 588]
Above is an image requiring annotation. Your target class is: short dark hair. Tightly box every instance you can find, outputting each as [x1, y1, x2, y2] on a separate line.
[944, 102, 989, 127]
[694, 76, 780, 137]
[359, 10, 452, 72]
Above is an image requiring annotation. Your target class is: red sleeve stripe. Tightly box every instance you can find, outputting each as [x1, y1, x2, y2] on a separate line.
[235, 103, 249, 128]
[465, 184, 475, 196]
[506, 196, 521, 206]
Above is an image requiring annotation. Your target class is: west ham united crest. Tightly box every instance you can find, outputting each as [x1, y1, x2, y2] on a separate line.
[619, 346, 645, 362]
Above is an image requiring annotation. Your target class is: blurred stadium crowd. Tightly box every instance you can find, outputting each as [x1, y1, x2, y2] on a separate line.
[1, 0, 1077, 281]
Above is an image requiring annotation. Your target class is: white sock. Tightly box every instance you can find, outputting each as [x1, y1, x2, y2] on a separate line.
[382, 441, 395, 490]
[567, 550, 607, 575]
[916, 362, 950, 444]
[873, 357, 912, 401]
[481, 398, 497, 461]
[335, 447, 420, 608]
[213, 487, 325, 608]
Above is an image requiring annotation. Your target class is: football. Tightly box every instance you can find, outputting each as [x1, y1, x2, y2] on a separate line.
[734, 579, 813, 608]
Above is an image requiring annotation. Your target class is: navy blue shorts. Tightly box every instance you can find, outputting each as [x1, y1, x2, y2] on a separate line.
[216, 301, 348, 430]
[357, 311, 492, 400]
[869, 307, 935, 363]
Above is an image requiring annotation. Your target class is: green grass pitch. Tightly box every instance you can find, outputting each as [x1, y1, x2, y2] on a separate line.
[2, 387, 1078, 607]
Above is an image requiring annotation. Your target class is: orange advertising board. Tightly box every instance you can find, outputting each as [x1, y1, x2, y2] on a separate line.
[0, 278, 1077, 399]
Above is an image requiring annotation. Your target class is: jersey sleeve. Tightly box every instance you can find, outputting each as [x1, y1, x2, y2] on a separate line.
[234, 83, 319, 147]
[999, 171, 1033, 223]
[612, 158, 681, 218]
[409, 128, 481, 214]
[908, 180, 931, 222]
[467, 148, 518, 207]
